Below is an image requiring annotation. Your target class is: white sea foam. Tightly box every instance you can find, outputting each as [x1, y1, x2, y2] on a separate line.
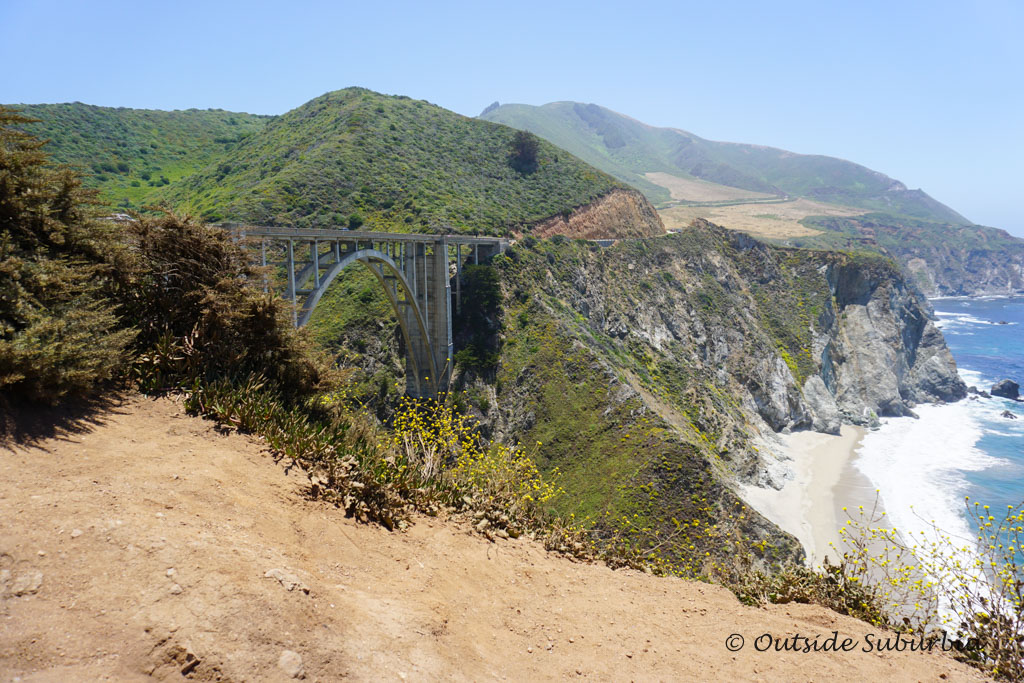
[959, 368, 988, 387]
[855, 403, 995, 549]
[934, 311, 1013, 332]
[853, 402, 1016, 622]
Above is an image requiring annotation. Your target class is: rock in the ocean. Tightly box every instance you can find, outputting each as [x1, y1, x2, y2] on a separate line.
[991, 379, 1020, 400]
[1002, 410, 1018, 420]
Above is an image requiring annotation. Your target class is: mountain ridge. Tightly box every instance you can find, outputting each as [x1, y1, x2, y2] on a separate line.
[158, 88, 652, 235]
[480, 100, 1022, 295]
[480, 100, 967, 223]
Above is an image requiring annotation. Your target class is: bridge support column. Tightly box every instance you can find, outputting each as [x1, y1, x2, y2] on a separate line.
[428, 239, 453, 394]
[403, 243, 430, 397]
[286, 239, 297, 327]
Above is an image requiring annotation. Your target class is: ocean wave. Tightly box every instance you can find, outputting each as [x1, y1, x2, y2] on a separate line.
[934, 312, 1014, 331]
[854, 403, 998, 550]
[959, 368, 987, 386]
[852, 402, 1009, 622]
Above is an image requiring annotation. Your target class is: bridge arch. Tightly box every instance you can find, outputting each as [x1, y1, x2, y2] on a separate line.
[227, 225, 508, 397]
[298, 248, 437, 397]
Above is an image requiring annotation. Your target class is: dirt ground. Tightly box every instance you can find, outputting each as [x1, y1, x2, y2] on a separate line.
[0, 396, 988, 681]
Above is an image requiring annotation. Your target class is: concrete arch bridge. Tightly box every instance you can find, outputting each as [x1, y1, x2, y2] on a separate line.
[226, 225, 508, 397]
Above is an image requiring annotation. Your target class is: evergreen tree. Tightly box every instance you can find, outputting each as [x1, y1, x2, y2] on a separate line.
[0, 107, 133, 404]
[509, 130, 539, 174]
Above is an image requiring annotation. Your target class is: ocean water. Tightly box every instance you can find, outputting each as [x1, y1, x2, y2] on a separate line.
[852, 296, 1024, 559]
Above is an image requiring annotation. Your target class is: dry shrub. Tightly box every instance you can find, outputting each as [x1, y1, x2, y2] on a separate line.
[838, 497, 1024, 680]
[120, 211, 335, 398]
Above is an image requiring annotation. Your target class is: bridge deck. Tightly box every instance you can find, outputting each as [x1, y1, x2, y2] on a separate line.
[224, 224, 508, 247]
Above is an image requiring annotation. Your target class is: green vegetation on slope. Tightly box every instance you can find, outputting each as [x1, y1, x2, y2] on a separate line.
[485, 231, 824, 568]
[480, 101, 968, 224]
[9, 103, 269, 210]
[163, 88, 623, 233]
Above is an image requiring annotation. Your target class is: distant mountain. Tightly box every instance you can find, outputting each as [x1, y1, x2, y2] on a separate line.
[159, 88, 642, 235]
[10, 103, 270, 209]
[480, 101, 966, 223]
[481, 101, 1024, 295]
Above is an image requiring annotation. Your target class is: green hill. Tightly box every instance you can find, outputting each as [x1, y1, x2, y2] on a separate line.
[480, 101, 967, 224]
[8, 103, 270, 209]
[161, 88, 624, 234]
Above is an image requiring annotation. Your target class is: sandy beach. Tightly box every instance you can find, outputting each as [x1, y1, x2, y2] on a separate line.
[742, 425, 882, 566]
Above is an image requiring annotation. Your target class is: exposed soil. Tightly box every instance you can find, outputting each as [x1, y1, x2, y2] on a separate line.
[529, 188, 664, 240]
[0, 396, 988, 681]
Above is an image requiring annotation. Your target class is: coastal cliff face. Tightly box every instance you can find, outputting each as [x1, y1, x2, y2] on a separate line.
[822, 259, 967, 426]
[455, 221, 964, 564]
[802, 214, 1024, 297]
[900, 246, 1024, 296]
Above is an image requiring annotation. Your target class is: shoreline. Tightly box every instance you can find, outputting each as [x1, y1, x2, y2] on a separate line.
[742, 425, 873, 566]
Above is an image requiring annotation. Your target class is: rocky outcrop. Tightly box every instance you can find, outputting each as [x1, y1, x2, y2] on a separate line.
[804, 214, 1024, 297]
[489, 220, 965, 451]
[823, 258, 967, 424]
[802, 376, 842, 434]
[528, 188, 664, 240]
[992, 379, 1020, 400]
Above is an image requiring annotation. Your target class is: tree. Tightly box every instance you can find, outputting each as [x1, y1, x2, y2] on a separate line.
[0, 107, 133, 404]
[509, 130, 539, 174]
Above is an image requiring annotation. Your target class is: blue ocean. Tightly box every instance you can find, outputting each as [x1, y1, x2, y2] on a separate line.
[853, 296, 1024, 551]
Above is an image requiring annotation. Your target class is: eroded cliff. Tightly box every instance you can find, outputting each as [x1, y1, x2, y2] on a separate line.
[456, 220, 964, 565]
[527, 188, 664, 240]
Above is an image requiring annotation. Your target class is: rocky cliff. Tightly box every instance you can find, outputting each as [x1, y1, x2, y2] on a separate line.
[319, 218, 966, 570]
[800, 214, 1024, 297]
[453, 220, 964, 566]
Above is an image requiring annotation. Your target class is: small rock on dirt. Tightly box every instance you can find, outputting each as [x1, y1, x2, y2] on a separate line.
[169, 583, 183, 595]
[9, 571, 43, 596]
[264, 568, 310, 594]
[70, 529, 83, 538]
[277, 649, 305, 678]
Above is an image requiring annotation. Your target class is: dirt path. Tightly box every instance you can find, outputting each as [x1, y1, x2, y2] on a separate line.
[0, 396, 987, 681]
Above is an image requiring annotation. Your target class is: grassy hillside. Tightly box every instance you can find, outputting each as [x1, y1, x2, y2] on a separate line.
[480, 101, 968, 224]
[162, 88, 624, 234]
[8, 103, 269, 210]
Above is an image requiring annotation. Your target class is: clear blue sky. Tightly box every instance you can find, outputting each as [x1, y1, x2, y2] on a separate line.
[3, 0, 1022, 235]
